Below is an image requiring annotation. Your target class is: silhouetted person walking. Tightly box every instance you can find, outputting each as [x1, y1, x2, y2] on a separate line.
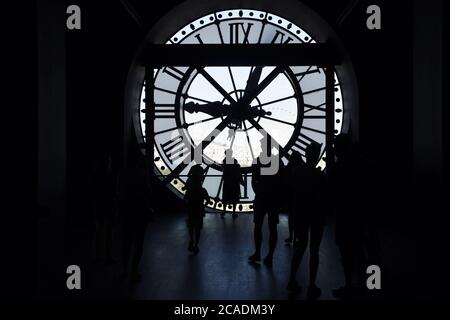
[287, 143, 326, 299]
[185, 165, 208, 254]
[118, 153, 152, 282]
[222, 149, 241, 218]
[249, 156, 283, 268]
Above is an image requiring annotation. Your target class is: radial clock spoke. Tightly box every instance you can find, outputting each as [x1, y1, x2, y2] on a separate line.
[186, 94, 217, 105]
[246, 117, 283, 150]
[196, 67, 237, 105]
[304, 102, 326, 113]
[258, 95, 296, 108]
[242, 121, 255, 160]
[186, 115, 223, 128]
[260, 115, 295, 126]
[227, 67, 239, 101]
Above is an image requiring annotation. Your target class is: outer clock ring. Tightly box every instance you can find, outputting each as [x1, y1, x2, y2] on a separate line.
[124, 0, 359, 212]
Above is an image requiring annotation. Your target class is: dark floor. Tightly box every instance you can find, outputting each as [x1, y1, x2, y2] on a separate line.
[38, 194, 450, 300]
[83, 213, 345, 300]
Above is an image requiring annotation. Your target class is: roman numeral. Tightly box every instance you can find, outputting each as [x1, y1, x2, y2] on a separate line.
[154, 104, 176, 118]
[141, 104, 177, 120]
[304, 102, 326, 113]
[229, 23, 253, 44]
[303, 84, 339, 96]
[294, 67, 321, 83]
[163, 116, 234, 185]
[271, 30, 293, 44]
[160, 135, 191, 164]
[194, 34, 204, 44]
[302, 126, 326, 135]
[293, 133, 317, 153]
[240, 174, 248, 199]
[303, 114, 326, 119]
[216, 175, 224, 198]
[162, 66, 186, 81]
[154, 86, 177, 96]
[154, 126, 179, 136]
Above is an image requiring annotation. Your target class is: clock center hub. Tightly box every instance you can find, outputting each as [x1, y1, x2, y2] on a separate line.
[221, 90, 264, 131]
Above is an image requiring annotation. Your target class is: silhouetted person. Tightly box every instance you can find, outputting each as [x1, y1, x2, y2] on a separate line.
[330, 134, 366, 298]
[249, 156, 283, 268]
[184, 165, 208, 254]
[118, 153, 152, 282]
[222, 149, 241, 218]
[349, 142, 382, 268]
[287, 143, 326, 299]
[284, 151, 305, 246]
[89, 152, 117, 263]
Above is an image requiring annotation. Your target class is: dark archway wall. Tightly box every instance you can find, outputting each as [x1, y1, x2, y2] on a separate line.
[445, 0, 450, 191]
[413, 0, 443, 193]
[65, 0, 140, 223]
[36, 0, 446, 298]
[63, 0, 189, 223]
[37, 0, 67, 298]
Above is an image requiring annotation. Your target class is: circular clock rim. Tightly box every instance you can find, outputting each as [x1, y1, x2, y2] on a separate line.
[124, 0, 360, 212]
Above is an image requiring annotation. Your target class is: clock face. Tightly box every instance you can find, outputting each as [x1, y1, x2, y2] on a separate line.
[138, 9, 345, 213]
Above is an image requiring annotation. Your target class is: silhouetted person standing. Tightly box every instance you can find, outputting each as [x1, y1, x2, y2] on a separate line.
[222, 149, 241, 218]
[351, 142, 381, 268]
[287, 143, 326, 299]
[89, 152, 117, 263]
[185, 165, 208, 254]
[330, 134, 365, 298]
[284, 151, 305, 246]
[118, 153, 152, 282]
[249, 155, 283, 268]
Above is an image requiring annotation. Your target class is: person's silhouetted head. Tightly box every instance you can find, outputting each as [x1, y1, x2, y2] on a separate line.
[223, 148, 240, 166]
[289, 151, 304, 167]
[334, 134, 350, 159]
[305, 142, 321, 167]
[135, 152, 147, 169]
[188, 164, 204, 181]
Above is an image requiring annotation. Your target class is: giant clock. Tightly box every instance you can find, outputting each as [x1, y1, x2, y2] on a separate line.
[126, 0, 359, 213]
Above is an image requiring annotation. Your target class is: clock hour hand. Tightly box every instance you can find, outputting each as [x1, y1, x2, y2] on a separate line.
[247, 108, 272, 118]
[244, 66, 263, 100]
[184, 101, 229, 118]
[242, 66, 284, 105]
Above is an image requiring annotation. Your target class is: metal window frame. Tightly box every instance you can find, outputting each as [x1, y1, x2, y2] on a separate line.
[144, 43, 339, 182]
